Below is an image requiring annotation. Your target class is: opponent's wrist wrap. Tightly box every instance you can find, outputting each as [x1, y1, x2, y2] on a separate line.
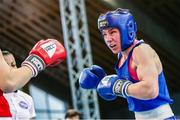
[22, 54, 45, 77]
[113, 80, 132, 98]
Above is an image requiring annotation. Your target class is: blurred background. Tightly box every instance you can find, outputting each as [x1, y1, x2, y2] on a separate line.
[0, 0, 180, 119]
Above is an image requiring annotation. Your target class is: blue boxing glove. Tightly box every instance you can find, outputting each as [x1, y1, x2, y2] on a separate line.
[79, 65, 107, 89]
[97, 75, 132, 101]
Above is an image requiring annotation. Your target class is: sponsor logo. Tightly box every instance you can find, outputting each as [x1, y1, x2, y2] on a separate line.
[19, 101, 28, 109]
[41, 42, 57, 58]
[99, 20, 108, 28]
[30, 57, 44, 70]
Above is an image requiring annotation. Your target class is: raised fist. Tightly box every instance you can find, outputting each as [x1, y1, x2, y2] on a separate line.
[79, 65, 106, 89]
[97, 74, 132, 100]
[22, 39, 66, 77]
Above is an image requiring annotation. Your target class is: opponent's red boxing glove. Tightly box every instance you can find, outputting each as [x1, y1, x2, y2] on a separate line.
[22, 39, 66, 77]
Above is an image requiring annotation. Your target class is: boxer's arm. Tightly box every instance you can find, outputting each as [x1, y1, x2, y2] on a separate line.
[127, 44, 159, 100]
[0, 50, 33, 92]
[0, 39, 66, 93]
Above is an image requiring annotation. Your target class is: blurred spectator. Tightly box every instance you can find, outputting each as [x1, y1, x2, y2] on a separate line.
[65, 109, 80, 120]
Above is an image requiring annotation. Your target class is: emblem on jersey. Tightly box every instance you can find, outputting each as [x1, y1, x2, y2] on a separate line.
[19, 101, 28, 109]
[41, 41, 57, 58]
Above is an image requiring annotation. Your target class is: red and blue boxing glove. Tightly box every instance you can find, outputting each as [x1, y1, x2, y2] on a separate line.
[22, 39, 66, 77]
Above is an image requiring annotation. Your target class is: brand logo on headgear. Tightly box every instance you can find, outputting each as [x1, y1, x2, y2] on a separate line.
[99, 20, 108, 28]
[41, 41, 56, 58]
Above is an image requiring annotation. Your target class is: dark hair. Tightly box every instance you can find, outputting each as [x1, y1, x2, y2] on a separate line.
[2, 50, 12, 56]
[65, 109, 80, 119]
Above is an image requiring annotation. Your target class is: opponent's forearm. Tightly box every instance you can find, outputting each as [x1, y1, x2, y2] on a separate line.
[1, 39, 66, 93]
[127, 80, 158, 100]
[3, 66, 33, 92]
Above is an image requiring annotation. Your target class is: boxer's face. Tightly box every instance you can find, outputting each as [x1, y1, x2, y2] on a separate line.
[3, 54, 17, 69]
[102, 28, 121, 54]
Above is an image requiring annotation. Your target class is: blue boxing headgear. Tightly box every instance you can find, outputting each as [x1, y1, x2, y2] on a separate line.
[98, 8, 137, 51]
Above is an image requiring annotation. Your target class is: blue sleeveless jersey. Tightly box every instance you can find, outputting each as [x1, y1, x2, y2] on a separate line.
[115, 41, 173, 112]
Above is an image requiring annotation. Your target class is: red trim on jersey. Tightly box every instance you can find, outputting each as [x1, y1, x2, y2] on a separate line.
[0, 90, 12, 117]
[128, 51, 139, 81]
